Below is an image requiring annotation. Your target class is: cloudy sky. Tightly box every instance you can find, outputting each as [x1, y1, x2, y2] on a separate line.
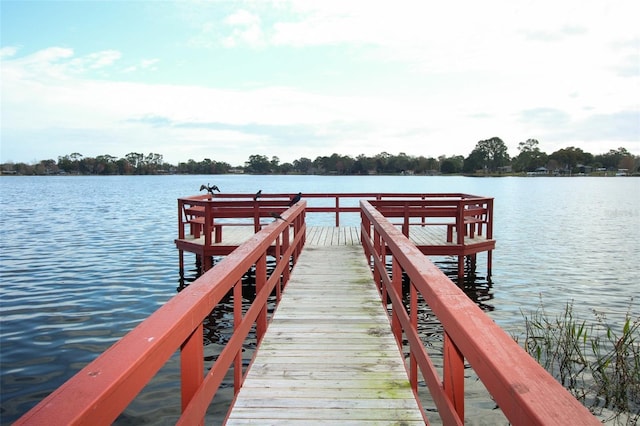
[1, 1, 638, 166]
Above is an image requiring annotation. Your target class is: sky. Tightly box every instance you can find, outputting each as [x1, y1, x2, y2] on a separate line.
[1, 0, 639, 167]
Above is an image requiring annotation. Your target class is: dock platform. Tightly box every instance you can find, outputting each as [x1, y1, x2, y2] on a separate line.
[225, 244, 425, 424]
[178, 225, 492, 251]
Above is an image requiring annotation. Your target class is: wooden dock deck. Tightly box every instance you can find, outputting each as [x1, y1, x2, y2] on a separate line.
[179, 224, 490, 248]
[225, 244, 425, 424]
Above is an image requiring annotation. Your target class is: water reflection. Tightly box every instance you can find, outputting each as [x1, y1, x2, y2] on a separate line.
[433, 255, 495, 312]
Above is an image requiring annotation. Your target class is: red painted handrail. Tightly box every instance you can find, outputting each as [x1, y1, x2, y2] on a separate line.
[15, 202, 307, 426]
[178, 192, 491, 233]
[359, 200, 598, 425]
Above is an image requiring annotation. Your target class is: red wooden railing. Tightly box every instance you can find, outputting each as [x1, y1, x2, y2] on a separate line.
[178, 192, 492, 240]
[15, 202, 307, 426]
[360, 200, 599, 425]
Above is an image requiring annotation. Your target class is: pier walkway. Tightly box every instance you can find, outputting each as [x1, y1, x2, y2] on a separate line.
[16, 194, 600, 426]
[226, 244, 425, 424]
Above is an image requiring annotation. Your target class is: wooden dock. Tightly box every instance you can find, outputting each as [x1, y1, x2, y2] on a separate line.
[225, 244, 425, 424]
[16, 195, 599, 426]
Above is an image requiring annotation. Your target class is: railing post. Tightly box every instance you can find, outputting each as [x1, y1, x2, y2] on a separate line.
[292, 212, 302, 262]
[282, 224, 291, 285]
[255, 253, 268, 343]
[391, 256, 402, 346]
[456, 199, 465, 245]
[233, 279, 243, 394]
[486, 198, 494, 239]
[443, 331, 464, 420]
[253, 202, 261, 233]
[275, 235, 282, 301]
[204, 201, 212, 247]
[402, 202, 409, 237]
[335, 196, 340, 227]
[409, 281, 418, 392]
[456, 199, 465, 281]
[181, 323, 204, 425]
[178, 200, 185, 239]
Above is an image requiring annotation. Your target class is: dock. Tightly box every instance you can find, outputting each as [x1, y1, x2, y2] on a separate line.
[15, 193, 600, 426]
[226, 244, 425, 424]
[174, 193, 497, 279]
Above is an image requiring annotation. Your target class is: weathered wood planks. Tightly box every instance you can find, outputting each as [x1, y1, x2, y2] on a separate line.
[181, 224, 490, 248]
[225, 245, 425, 425]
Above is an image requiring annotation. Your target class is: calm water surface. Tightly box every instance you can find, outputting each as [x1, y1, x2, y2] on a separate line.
[1, 175, 638, 424]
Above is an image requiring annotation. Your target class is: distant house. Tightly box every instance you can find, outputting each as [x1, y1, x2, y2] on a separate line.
[577, 164, 592, 174]
[527, 167, 548, 176]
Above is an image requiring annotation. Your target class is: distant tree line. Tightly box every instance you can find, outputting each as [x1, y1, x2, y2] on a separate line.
[1, 139, 638, 176]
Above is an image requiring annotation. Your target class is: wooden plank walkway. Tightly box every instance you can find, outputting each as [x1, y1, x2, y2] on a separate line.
[225, 244, 425, 425]
[181, 225, 487, 248]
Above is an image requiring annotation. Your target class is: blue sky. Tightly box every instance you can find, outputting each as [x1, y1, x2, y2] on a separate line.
[1, 0, 638, 166]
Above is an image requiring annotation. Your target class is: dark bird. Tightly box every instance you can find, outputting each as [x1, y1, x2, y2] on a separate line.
[289, 192, 302, 207]
[270, 212, 287, 222]
[254, 189, 262, 201]
[199, 183, 221, 196]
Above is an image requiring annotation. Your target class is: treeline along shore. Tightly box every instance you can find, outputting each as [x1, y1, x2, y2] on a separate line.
[2, 138, 638, 176]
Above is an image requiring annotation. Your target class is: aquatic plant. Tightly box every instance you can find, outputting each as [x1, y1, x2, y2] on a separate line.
[518, 297, 639, 425]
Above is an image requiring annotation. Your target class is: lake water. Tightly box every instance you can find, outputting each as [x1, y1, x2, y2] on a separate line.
[1, 175, 638, 424]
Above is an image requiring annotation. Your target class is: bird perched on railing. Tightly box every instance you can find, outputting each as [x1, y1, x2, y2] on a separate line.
[270, 212, 288, 222]
[254, 189, 262, 201]
[199, 183, 220, 196]
[289, 192, 302, 207]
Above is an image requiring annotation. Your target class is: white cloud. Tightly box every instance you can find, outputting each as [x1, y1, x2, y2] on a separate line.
[222, 9, 265, 48]
[78, 50, 121, 70]
[1, 0, 638, 165]
[0, 46, 19, 58]
[2, 43, 638, 165]
[123, 58, 159, 74]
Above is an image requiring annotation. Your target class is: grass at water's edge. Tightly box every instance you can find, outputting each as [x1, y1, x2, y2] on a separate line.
[514, 297, 639, 425]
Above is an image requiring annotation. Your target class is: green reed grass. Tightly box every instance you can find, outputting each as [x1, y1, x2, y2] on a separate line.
[517, 297, 639, 425]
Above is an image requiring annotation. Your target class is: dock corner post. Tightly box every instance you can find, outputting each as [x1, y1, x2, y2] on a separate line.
[178, 249, 184, 278]
[443, 331, 465, 421]
[181, 323, 204, 417]
[203, 255, 213, 272]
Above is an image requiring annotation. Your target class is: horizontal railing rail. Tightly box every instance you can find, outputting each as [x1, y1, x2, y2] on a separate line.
[15, 202, 307, 426]
[370, 197, 494, 244]
[178, 197, 293, 239]
[179, 192, 491, 230]
[359, 200, 598, 425]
